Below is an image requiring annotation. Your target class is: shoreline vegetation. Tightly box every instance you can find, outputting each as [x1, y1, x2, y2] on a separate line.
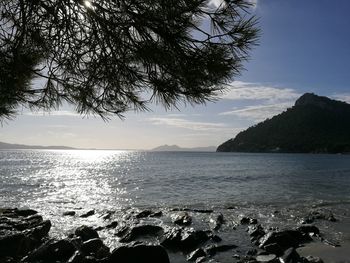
[217, 93, 350, 154]
[1, 206, 347, 263]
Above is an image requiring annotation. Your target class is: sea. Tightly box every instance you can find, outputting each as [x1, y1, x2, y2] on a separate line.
[1, 149, 350, 261]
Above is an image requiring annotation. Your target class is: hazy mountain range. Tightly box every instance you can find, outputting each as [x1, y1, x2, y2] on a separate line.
[0, 141, 76, 150]
[151, 144, 216, 152]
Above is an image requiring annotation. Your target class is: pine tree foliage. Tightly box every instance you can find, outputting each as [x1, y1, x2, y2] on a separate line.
[0, 0, 259, 119]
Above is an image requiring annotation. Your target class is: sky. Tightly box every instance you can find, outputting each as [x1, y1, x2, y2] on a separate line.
[1, 0, 350, 150]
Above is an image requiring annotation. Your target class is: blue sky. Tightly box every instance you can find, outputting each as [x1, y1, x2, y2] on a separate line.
[1, 0, 350, 149]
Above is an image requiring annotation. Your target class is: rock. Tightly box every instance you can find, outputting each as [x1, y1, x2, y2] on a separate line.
[75, 226, 99, 241]
[205, 244, 237, 256]
[105, 221, 119, 229]
[80, 210, 95, 218]
[259, 230, 312, 250]
[161, 228, 209, 251]
[296, 225, 320, 235]
[81, 238, 110, 258]
[248, 225, 265, 242]
[210, 213, 224, 230]
[240, 217, 258, 225]
[67, 250, 85, 263]
[114, 225, 129, 237]
[23, 239, 76, 262]
[305, 255, 324, 263]
[263, 243, 283, 256]
[150, 211, 163, 217]
[25, 220, 51, 241]
[172, 212, 192, 226]
[135, 210, 153, 218]
[187, 248, 207, 261]
[109, 244, 170, 263]
[160, 228, 183, 248]
[308, 209, 336, 222]
[180, 230, 210, 250]
[14, 209, 38, 217]
[63, 211, 76, 216]
[195, 256, 207, 263]
[119, 225, 164, 242]
[0, 232, 26, 256]
[255, 254, 276, 262]
[210, 234, 222, 242]
[280, 247, 301, 263]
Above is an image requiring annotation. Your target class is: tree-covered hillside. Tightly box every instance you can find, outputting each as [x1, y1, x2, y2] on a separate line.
[217, 93, 350, 153]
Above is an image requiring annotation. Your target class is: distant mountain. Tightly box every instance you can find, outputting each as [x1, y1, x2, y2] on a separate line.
[152, 144, 216, 152]
[0, 141, 76, 150]
[217, 93, 350, 153]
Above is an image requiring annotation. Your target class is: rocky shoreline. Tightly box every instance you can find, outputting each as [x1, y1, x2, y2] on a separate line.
[0, 207, 342, 263]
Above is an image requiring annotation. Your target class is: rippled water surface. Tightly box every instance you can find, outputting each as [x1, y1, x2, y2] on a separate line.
[1, 149, 350, 250]
[2, 150, 350, 208]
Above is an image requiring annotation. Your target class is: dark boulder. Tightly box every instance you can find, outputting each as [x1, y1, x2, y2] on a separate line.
[259, 230, 312, 250]
[186, 248, 207, 261]
[161, 228, 210, 251]
[14, 209, 38, 217]
[81, 238, 110, 259]
[296, 225, 320, 235]
[63, 211, 76, 216]
[80, 210, 95, 218]
[75, 226, 99, 241]
[23, 239, 76, 262]
[25, 220, 51, 241]
[109, 244, 169, 263]
[210, 213, 224, 230]
[119, 225, 163, 242]
[240, 217, 258, 225]
[280, 247, 301, 263]
[172, 212, 192, 226]
[0, 232, 26, 257]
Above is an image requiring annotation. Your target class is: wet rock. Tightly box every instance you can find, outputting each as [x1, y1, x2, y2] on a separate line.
[255, 254, 276, 263]
[205, 244, 237, 256]
[210, 213, 224, 230]
[81, 238, 110, 258]
[67, 250, 85, 263]
[80, 210, 95, 218]
[23, 239, 76, 262]
[172, 212, 192, 226]
[75, 226, 99, 241]
[210, 234, 222, 242]
[240, 217, 258, 225]
[308, 209, 336, 222]
[25, 220, 51, 241]
[105, 221, 119, 229]
[14, 209, 38, 217]
[187, 248, 207, 261]
[135, 210, 153, 218]
[180, 230, 210, 250]
[114, 225, 129, 237]
[195, 256, 207, 263]
[0, 232, 26, 257]
[259, 230, 312, 250]
[119, 225, 164, 242]
[248, 225, 265, 242]
[161, 228, 210, 251]
[280, 247, 301, 263]
[296, 225, 320, 235]
[109, 244, 170, 263]
[63, 211, 76, 216]
[305, 255, 324, 263]
[150, 211, 163, 217]
[263, 243, 283, 256]
[246, 249, 257, 256]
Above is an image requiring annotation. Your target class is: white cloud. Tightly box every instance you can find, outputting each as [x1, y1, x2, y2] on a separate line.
[332, 93, 350, 104]
[24, 110, 80, 117]
[148, 117, 228, 131]
[219, 102, 293, 122]
[221, 81, 301, 102]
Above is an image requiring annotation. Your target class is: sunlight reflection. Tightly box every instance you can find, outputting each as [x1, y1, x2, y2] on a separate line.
[84, 0, 93, 9]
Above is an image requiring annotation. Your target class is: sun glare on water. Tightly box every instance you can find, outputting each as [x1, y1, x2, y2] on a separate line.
[84, 0, 93, 9]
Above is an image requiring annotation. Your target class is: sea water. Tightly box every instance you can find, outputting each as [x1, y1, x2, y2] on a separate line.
[1, 150, 350, 259]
